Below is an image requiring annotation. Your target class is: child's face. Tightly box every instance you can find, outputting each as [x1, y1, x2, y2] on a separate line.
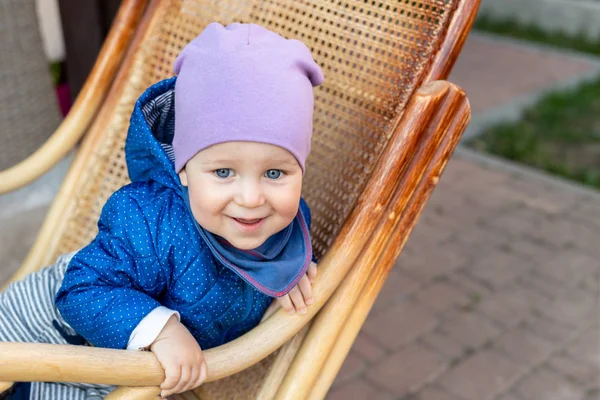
[179, 141, 303, 250]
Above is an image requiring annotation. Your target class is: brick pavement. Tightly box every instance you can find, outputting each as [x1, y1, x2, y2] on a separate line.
[326, 33, 600, 400]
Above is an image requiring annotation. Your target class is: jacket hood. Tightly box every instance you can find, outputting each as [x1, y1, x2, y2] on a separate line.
[125, 77, 182, 193]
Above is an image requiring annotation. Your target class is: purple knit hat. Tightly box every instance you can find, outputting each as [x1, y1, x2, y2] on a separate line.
[172, 22, 324, 172]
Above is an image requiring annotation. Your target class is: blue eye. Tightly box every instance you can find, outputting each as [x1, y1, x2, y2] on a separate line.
[265, 169, 282, 179]
[215, 168, 233, 178]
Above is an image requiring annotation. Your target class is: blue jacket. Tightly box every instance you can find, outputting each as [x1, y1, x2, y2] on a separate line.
[55, 77, 312, 350]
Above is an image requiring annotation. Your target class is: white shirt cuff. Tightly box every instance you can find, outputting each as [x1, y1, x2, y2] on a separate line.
[127, 306, 180, 350]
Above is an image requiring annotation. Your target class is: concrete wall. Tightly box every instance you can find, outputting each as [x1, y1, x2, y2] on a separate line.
[478, 0, 600, 40]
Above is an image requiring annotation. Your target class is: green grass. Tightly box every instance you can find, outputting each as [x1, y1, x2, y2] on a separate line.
[467, 15, 600, 189]
[468, 75, 600, 189]
[474, 15, 600, 56]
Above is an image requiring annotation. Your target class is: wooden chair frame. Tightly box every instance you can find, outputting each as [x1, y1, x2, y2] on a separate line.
[0, 0, 479, 398]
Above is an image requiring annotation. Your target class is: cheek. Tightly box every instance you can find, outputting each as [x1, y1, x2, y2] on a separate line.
[271, 182, 303, 220]
[187, 182, 227, 219]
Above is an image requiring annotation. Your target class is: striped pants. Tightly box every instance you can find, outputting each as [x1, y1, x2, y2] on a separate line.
[0, 253, 115, 399]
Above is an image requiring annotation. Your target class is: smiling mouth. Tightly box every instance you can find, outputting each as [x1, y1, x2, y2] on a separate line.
[233, 217, 264, 225]
[230, 217, 266, 232]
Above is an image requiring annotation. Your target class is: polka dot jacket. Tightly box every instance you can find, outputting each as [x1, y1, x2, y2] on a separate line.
[55, 77, 312, 350]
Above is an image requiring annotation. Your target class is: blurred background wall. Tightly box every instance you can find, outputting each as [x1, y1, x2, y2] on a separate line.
[478, 0, 600, 39]
[36, 0, 121, 100]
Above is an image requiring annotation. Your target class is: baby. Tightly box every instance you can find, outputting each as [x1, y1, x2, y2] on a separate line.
[0, 22, 323, 399]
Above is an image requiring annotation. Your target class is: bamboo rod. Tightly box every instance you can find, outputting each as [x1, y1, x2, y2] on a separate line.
[423, 0, 481, 83]
[0, 343, 164, 386]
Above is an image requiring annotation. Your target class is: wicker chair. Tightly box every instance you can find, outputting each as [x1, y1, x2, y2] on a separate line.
[0, 0, 148, 194]
[0, 0, 479, 398]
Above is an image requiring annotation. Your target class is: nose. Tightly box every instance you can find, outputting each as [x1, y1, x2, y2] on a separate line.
[234, 178, 265, 208]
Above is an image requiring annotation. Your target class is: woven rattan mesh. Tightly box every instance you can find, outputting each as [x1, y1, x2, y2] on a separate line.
[0, 0, 61, 170]
[49, 0, 456, 397]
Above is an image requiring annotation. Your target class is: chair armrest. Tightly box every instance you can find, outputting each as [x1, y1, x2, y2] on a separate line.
[0, 0, 148, 195]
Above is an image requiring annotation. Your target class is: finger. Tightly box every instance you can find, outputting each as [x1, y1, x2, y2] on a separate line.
[183, 364, 200, 393]
[298, 275, 314, 305]
[278, 294, 295, 315]
[289, 286, 307, 315]
[160, 365, 182, 398]
[307, 262, 317, 283]
[169, 365, 191, 396]
[160, 364, 180, 391]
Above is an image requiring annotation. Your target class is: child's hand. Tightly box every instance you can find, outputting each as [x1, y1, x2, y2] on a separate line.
[150, 315, 207, 398]
[277, 262, 317, 315]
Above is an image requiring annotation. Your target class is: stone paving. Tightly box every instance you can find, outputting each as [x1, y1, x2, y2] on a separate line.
[326, 33, 600, 400]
